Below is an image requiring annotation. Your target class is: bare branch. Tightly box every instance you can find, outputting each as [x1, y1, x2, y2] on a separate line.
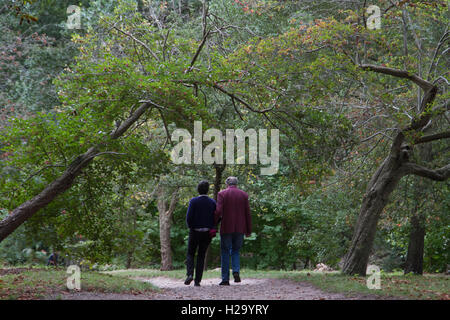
[111, 102, 153, 139]
[360, 129, 395, 143]
[162, 28, 171, 61]
[201, 0, 208, 38]
[185, 29, 210, 73]
[157, 109, 174, 148]
[360, 64, 434, 91]
[107, 20, 160, 62]
[414, 131, 450, 145]
[433, 75, 450, 86]
[403, 162, 450, 181]
[426, 27, 449, 80]
[212, 83, 274, 114]
[231, 97, 244, 121]
[94, 151, 127, 157]
[138, 100, 166, 109]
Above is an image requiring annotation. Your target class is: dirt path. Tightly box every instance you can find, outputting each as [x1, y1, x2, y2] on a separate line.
[47, 276, 385, 300]
[137, 276, 353, 300]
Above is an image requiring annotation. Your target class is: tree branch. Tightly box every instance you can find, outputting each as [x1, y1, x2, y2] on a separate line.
[107, 21, 160, 62]
[167, 188, 179, 214]
[426, 27, 449, 80]
[231, 97, 244, 121]
[0, 97, 158, 242]
[212, 83, 274, 114]
[414, 131, 450, 145]
[157, 108, 173, 148]
[186, 29, 210, 73]
[111, 102, 153, 139]
[359, 64, 434, 91]
[94, 151, 127, 157]
[403, 162, 450, 181]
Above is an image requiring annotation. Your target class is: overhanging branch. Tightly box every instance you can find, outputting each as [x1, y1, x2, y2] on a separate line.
[111, 102, 153, 139]
[414, 131, 450, 145]
[360, 64, 434, 91]
[403, 162, 450, 181]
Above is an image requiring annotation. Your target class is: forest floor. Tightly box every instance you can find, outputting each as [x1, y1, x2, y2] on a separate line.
[0, 267, 448, 300]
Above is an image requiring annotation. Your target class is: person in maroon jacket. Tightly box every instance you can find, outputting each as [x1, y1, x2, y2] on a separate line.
[214, 176, 251, 285]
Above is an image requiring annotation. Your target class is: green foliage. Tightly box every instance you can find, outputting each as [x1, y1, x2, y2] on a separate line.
[0, 0, 448, 275]
[287, 188, 358, 268]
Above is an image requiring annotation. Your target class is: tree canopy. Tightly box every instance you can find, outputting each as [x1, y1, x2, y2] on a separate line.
[0, 0, 448, 275]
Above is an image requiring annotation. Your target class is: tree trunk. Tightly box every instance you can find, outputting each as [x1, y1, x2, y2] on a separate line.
[304, 257, 310, 270]
[159, 212, 172, 271]
[126, 209, 138, 269]
[0, 146, 98, 242]
[213, 164, 225, 201]
[341, 65, 450, 275]
[404, 213, 425, 274]
[342, 149, 408, 275]
[126, 250, 133, 269]
[0, 102, 153, 243]
[203, 164, 225, 271]
[157, 186, 179, 271]
[404, 143, 431, 275]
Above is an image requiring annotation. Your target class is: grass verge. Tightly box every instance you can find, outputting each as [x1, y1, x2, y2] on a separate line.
[0, 266, 157, 300]
[282, 270, 449, 300]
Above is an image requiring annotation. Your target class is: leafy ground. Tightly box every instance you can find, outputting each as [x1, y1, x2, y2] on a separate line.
[0, 267, 448, 300]
[0, 266, 157, 300]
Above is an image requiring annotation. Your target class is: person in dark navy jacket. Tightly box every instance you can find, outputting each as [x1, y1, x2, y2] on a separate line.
[184, 180, 217, 286]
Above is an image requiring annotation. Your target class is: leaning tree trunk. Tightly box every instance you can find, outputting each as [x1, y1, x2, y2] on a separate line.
[342, 150, 408, 276]
[157, 186, 179, 271]
[341, 64, 450, 275]
[404, 213, 425, 275]
[0, 146, 98, 242]
[0, 102, 153, 243]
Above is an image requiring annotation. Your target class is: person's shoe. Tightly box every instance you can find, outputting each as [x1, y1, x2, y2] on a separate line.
[194, 282, 201, 287]
[219, 280, 230, 286]
[233, 272, 241, 283]
[184, 275, 193, 285]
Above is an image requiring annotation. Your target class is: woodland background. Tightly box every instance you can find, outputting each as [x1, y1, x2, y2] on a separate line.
[0, 0, 448, 276]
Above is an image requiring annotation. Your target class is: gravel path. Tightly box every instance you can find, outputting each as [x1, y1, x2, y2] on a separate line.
[46, 276, 385, 300]
[137, 276, 353, 300]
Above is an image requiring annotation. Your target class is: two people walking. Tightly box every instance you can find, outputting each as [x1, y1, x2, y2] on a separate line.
[185, 177, 252, 286]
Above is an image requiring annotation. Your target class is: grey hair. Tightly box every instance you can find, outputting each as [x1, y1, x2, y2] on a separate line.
[225, 176, 238, 186]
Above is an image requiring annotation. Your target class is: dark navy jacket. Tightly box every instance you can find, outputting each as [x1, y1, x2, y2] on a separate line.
[186, 195, 216, 230]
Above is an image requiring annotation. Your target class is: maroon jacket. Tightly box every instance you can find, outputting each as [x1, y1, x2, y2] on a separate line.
[214, 185, 251, 236]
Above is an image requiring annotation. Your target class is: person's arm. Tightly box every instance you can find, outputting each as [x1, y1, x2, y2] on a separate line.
[186, 199, 194, 229]
[214, 193, 223, 225]
[245, 195, 251, 237]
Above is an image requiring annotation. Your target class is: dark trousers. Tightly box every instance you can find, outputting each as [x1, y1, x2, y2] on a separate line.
[186, 229, 211, 283]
